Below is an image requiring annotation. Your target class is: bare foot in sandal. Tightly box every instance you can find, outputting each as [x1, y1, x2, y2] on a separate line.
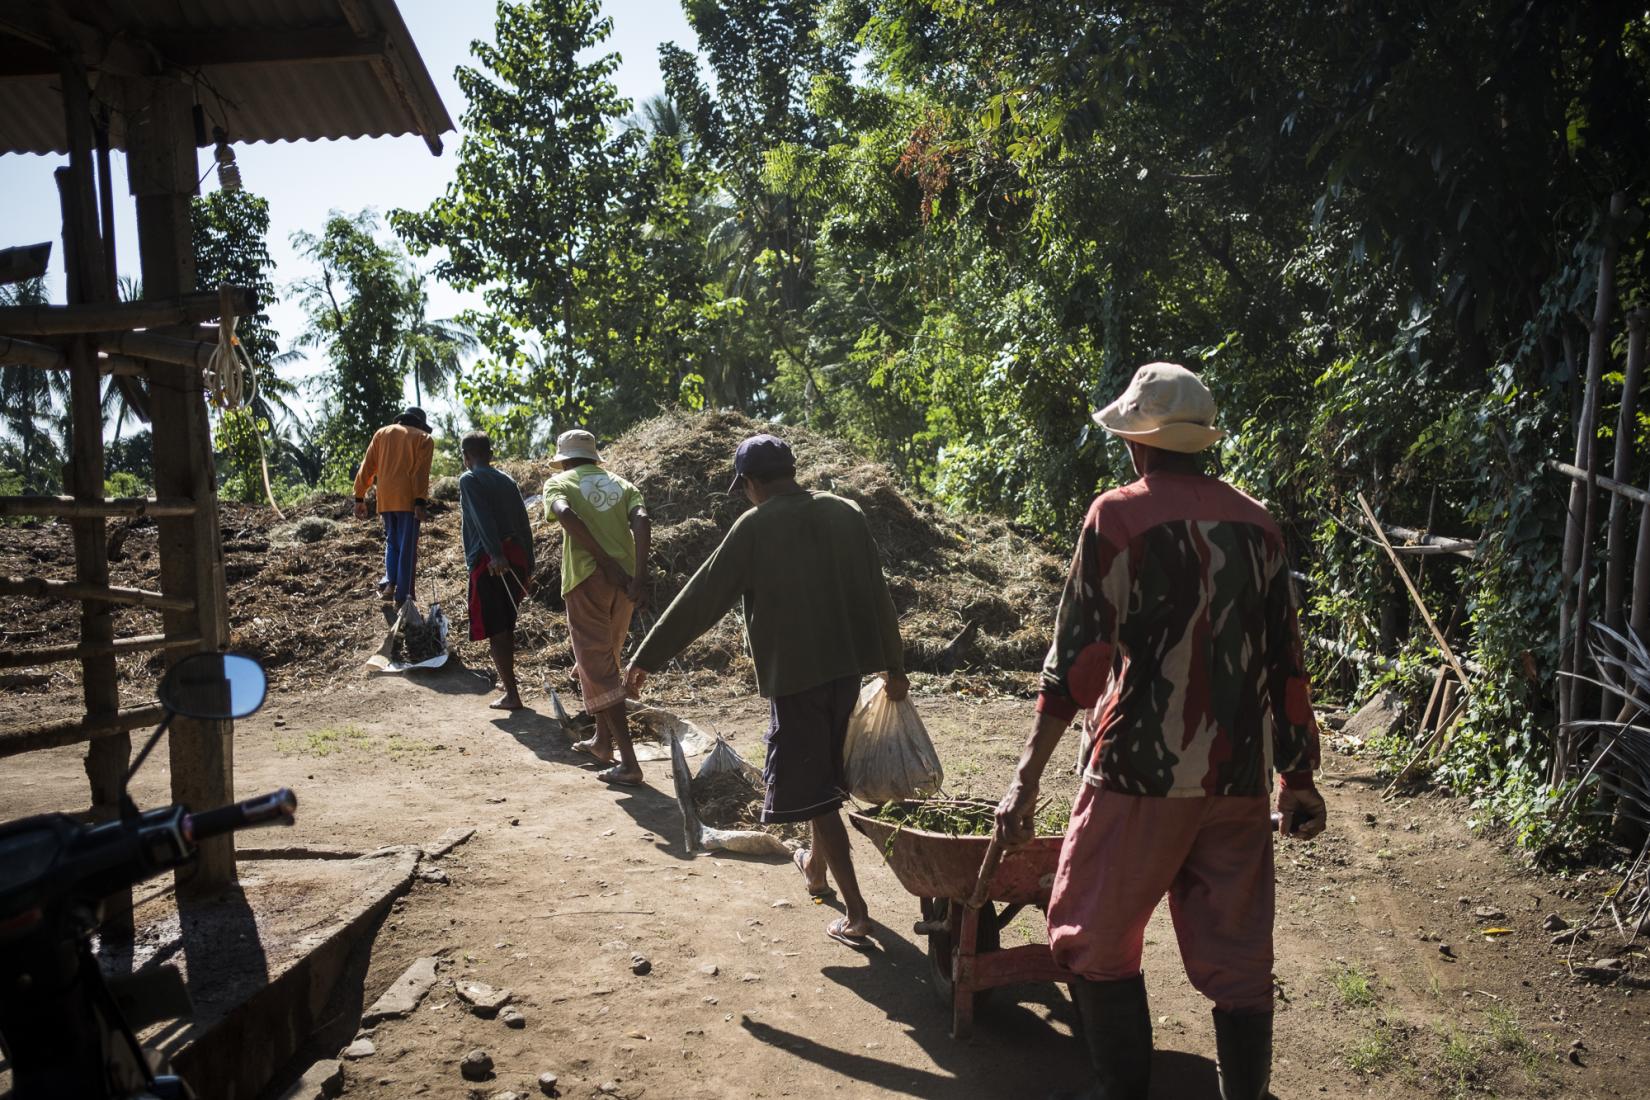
[572, 737, 615, 764]
[597, 765, 644, 787]
[793, 847, 832, 897]
[826, 914, 873, 946]
[489, 692, 523, 710]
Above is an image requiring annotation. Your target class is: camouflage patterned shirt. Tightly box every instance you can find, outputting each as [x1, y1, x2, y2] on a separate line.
[1038, 472, 1320, 797]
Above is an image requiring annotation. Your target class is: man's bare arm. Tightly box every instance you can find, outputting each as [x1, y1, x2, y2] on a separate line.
[551, 499, 627, 584]
[628, 508, 651, 606]
[995, 712, 1071, 846]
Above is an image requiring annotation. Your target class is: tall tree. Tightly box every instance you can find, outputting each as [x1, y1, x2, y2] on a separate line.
[393, 0, 655, 441]
[291, 210, 423, 481]
[0, 277, 65, 493]
[395, 277, 479, 408]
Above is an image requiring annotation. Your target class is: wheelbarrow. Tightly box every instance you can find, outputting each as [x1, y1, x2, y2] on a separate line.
[849, 799, 1072, 1039]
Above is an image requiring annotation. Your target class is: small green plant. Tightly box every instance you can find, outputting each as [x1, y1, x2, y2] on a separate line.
[277, 724, 370, 757]
[1346, 1019, 1398, 1075]
[1366, 729, 1423, 780]
[1482, 1005, 1542, 1076]
[1331, 962, 1377, 1008]
[1435, 1026, 1483, 1099]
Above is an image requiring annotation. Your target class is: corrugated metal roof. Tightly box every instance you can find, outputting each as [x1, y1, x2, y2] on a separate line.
[0, 0, 454, 156]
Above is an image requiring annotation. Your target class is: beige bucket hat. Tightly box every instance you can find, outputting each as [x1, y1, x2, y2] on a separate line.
[1093, 362, 1226, 453]
[552, 429, 601, 463]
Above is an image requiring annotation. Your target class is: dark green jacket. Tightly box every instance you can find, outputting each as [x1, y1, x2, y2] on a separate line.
[634, 490, 905, 697]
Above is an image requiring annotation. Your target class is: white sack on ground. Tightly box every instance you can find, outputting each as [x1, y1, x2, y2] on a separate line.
[668, 732, 790, 858]
[843, 677, 943, 803]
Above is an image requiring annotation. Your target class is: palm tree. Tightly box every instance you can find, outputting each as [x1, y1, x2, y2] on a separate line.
[0, 277, 67, 492]
[396, 277, 479, 408]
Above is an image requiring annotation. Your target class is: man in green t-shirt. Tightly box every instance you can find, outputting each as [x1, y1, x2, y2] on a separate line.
[542, 429, 651, 785]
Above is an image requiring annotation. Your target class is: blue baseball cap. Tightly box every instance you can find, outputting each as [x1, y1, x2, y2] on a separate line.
[729, 434, 795, 492]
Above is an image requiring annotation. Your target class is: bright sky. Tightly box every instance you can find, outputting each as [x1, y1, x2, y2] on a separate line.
[0, 0, 698, 424]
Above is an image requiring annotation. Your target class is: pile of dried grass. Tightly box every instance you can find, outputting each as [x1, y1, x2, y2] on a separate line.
[495, 409, 1064, 697]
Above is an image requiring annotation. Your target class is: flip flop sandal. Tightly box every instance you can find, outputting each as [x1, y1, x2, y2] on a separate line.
[572, 740, 616, 765]
[597, 766, 644, 787]
[792, 848, 834, 898]
[826, 916, 872, 949]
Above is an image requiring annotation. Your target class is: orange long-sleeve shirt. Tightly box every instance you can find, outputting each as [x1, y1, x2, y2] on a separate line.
[353, 424, 434, 513]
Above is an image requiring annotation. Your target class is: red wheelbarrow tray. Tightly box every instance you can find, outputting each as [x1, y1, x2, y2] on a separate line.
[848, 799, 1074, 1038]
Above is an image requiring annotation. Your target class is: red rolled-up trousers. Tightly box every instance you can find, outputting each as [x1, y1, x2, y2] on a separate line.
[1047, 783, 1275, 1014]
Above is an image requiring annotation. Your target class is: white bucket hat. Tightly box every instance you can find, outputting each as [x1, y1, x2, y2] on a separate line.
[552, 429, 601, 463]
[1093, 362, 1226, 453]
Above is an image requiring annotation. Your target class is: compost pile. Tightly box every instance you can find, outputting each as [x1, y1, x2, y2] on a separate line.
[0, 410, 1064, 721]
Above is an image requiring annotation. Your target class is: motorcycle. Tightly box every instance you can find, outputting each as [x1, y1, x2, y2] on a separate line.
[0, 652, 296, 1100]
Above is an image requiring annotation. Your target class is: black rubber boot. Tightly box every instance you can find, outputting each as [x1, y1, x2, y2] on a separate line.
[1211, 1008, 1273, 1100]
[1058, 974, 1153, 1100]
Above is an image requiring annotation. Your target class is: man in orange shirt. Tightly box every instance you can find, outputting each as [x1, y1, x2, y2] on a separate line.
[353, 407, 435, 608]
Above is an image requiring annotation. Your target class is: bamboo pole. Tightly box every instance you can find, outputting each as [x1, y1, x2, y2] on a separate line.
[58, 64, 131, 939]
[0, 705, 168, 759]
[0, 333, 68, 371]
[0, 575, 195, 612]
[1602, 311, 1647, 715]
[0, 286, 256, 336]
[0, 495, 197, 518]
[1548, 460, 1650, 506]
[1381, 523, 1477, 558]
[1308, 634, 1487, 677]
[1356, 492, 1476, 698]
[101, 330, 219, 371]
[0, 632, 201, 671]
[1557, 191, 1627, 760]
[1568, 195, 1628, 749]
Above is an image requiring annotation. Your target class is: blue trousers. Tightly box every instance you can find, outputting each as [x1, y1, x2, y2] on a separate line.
[380, 511, 421, 604]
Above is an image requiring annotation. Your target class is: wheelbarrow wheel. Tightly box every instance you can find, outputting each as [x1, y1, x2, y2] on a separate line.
[920, 897, 998, 1011]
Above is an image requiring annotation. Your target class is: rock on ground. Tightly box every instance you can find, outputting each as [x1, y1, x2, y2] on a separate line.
[456, 979, 513, 1017]
[274, 1059, 342, 1100]
[460, 1048, 494, 1081]
[1341, 688, 1406, 743]
[361, 955, 440, 1025]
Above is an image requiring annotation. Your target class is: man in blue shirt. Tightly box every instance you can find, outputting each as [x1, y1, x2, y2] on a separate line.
[458, 431, 535, 710]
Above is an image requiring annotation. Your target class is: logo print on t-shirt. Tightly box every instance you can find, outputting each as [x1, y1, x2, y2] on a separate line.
[579, 471, 624, 511]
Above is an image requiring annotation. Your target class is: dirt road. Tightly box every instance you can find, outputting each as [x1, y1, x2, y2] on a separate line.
[4, 664, 1647, 1099]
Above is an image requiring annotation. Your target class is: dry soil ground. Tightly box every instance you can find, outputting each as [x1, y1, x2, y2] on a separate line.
[4, 665, 1649, 1100]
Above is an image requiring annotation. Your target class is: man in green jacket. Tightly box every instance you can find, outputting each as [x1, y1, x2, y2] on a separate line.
[625, 434, 907, 945]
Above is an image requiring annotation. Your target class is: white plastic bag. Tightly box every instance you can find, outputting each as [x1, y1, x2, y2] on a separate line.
[843, 678, 943, 803]
[669, 732, 791, 858]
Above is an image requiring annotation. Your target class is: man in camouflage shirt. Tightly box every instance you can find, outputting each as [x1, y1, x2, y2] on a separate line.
[995, 363, 1327, 1100]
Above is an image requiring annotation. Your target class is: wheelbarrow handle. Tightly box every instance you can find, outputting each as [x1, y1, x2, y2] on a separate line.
[965, 835, 1007, 910]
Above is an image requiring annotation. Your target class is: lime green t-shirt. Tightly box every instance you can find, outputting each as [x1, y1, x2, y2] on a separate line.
[542, 464, 645, 596]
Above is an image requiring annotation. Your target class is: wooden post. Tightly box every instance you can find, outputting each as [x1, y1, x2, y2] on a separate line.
[1602, 311, 1647, 708]
[123, 73, 236, 894]
[55, 54, 133, 939]
[1556, 191, 1626, 775]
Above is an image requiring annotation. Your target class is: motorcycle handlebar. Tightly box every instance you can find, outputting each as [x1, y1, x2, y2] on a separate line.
[186, 788, 298, 842]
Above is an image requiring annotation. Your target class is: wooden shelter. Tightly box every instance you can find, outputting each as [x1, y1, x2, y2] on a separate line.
[0, 1, 452, 922]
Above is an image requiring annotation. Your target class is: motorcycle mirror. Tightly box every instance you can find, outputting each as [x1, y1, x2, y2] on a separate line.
[158, 652, 268, 721]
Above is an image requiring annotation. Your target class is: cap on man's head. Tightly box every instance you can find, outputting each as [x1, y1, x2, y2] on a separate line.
[395, 406, 431, 433]
[553, 429, 601, 463]
[1092, 362, 1225, 453]
[729, 434, 795, 493]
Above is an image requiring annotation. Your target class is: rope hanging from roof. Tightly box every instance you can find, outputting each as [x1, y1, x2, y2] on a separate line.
[206, 285, 286, 519]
